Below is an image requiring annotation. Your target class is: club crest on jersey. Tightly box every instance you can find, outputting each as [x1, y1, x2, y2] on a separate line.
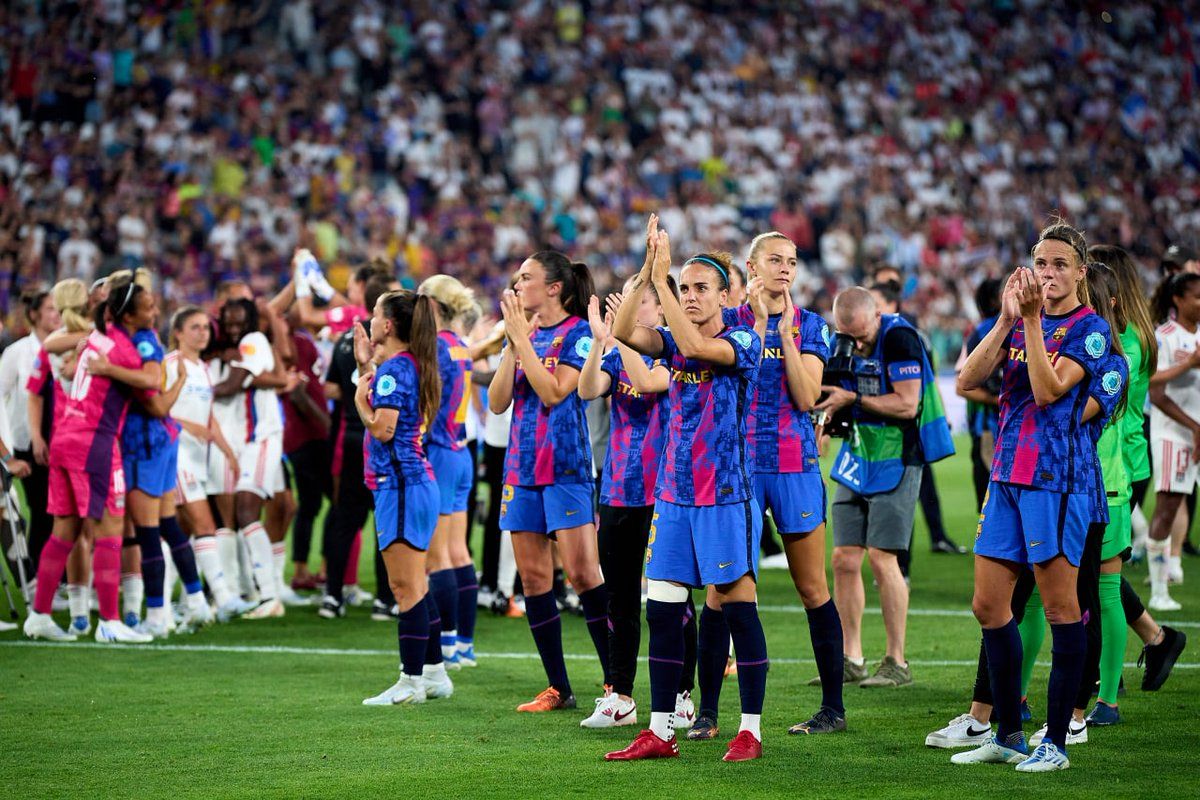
[1085, 332, 1105, 358]
[1101, 370, 1122, 396]
[730, 330, 754, 350]
[821, 324, 831, 346]
[136, 340, 155, 359]
[1053, 326, 1068, 341]
[376, 374, 397, 397]
[575, 336, 593, 359]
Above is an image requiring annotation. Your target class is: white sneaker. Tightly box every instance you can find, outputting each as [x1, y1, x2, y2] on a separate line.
[178, 603, 214, 633]
[1149, 594, 1182, 612]
[216, 596, 257, 622]
[1169, 564, 1184, 584]
[363, 674, 426, 706]
[279, 585, 313, 607]
[580, 689, 637, 728]
[1029, 719, 1087, 747]
[137, 617, 172, 640]
[950, 735, 1028, 764]
[674, 691, 696, 730]
[759, 552, 790, 570]
[926, 713, 992, 749]
[242, 598, 285, 620]
[423, 664, 455, 699]
[344, 585, 373, 607]
[23, 611, 77, 642]
[95, 619, 153, 644]
[1016, 742, 1070, 772]
[476, 589, 495, 609]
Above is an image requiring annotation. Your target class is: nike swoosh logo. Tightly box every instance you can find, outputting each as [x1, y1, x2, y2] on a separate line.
[1029, 541, 1042, 547]
[801, 511, 814, 518]
[565, 510, 578, 516]
[966, 725, 991, 736]
[719, 561, 733, 569]
[614, 708, 635, 722]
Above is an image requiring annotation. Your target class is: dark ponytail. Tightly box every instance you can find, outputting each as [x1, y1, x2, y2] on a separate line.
[95, 273, 143, 334]
[380, 291, 442, 428]
[531, 250, 593, 316]
[1155, 272, 1200, 327]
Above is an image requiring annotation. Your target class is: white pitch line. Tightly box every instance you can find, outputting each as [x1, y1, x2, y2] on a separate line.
[1, 639, 1195, 670]
[757, 605, 1200, 628]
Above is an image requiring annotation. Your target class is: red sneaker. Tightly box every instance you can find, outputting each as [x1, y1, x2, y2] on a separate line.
[722, 730, 762, 762]
[605, 730, 680, 761]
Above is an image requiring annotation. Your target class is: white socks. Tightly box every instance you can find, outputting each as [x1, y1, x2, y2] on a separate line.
[650, 711, 674, 741]
[121, 573, 143, 619]
[740, 713, 762, 742]
[498, 531, 517, 597]
[1148, 538, 1171, 599]
[271, 541, 287, 599]
[161, 539, 176, 604]
[240, 522, 278, 601]
[193, 535, 234, 606]
[216, 528, 241, 596]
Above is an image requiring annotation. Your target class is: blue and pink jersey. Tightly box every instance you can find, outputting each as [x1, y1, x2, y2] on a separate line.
[992, 305, 1111, 495]
[121, 328, 180, 459]
[724, 304, 829, 473]
[427, 330, 473, 451]
[599, 348, 670, 507]
[656, 325, 761, 506]
[49, 326, 143, 475]
[503, 316, 594, 487]
[364, 352, 436, 490]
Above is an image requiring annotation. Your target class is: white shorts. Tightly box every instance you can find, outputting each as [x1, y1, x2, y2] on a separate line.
[235, 436, 285, 499]
[207, 440, 238, 497]
[175, 436, 210, 505]
[1152, 436, 1198, 495]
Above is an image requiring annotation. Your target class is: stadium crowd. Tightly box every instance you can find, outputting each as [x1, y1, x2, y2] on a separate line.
[0, 0, 1197, 774]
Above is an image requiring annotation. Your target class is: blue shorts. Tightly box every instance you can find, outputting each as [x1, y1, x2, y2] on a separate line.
[975, 482, 1089, 567]
[428, 444, 473, 515]
[645, 498, 762, 588]
[373, 481, 440, 552]
[752, 471, 825, 535]
[123, 444, 178, 498]
[499, 482, 593, 536]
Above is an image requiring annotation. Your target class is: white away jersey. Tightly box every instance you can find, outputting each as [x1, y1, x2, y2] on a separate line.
[1151, 319, 1200, 443]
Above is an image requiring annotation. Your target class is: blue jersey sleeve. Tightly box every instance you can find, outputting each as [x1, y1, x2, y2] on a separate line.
[717, 325, 761, 373]
[371, 356, 417, 413]
[800, 309, 830, 362]
[657, 326, 679, 363]
[557, 319, 594, 372]
[1089, 351, 1128, 428]
[133, 329, 164, 363]
[1058, 314, 1111, 376]
[599, 348, 621, 397]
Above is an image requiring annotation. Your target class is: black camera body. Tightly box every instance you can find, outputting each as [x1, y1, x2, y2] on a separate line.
[817, 332, 857, 438]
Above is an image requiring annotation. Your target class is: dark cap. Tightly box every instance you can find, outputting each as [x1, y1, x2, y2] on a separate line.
[1163, 244, 1198, 269]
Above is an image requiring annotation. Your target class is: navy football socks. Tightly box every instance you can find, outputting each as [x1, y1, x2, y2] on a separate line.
[806, 599, 845, 715]
[453, 564, 478, 644]
[579, 585, 611, 684]
[724, 601, 769, 715]
[982, 618, 1024, 740]
[397, 596, 430, 677]
[1046, 621, 1087, 750]
[161, 516, 202, 595]
[525, 591, 571, 695]
[136, 526, 165, 607]
[647, 599, 688, 715]
[697, 603, 730, 719]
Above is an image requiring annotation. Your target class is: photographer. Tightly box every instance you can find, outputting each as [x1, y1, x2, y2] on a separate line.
[816, 287, 953, 688]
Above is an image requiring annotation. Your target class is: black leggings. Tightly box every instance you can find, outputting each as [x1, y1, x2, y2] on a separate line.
[286, 439, 332, 564]
[598, 503, 696, 697]
[479, 443, 505, 592]
[324, 429, 393, 606]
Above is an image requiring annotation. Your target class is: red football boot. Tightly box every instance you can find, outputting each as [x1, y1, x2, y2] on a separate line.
[722, 730, 762, 762]
[605, 730, 680, 761]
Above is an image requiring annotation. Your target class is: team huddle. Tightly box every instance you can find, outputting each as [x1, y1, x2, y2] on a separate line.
[3, 215, 1192, 771]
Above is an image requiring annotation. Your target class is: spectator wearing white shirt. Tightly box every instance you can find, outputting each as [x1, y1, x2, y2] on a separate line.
[56, 223, 101, 284]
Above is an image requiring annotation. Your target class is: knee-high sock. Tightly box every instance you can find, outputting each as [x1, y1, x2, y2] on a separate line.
[161, 517, 202, 597]
[453, 564, 478, 644]
[239, 522, 277, 601]
[524, 590, 570, 695]
[807, 599, 845, 715]
[32, 536, 73, 615]
[579, 584, 611, 685]
[428, 569, 458, 654]
[93, 537, 122, 621]
[697, 603, 730, 719]
[982, 618, 1023, 740]
[215, 528, 241, 595]
[425, 596, 444, 666]
[192, 535, 234, 606]
[397, 596, 429, 677]
[1046, 621, 1087, 751]
[723, 601, 768, 716]
[1017, 591, 1045, 698]
[1119, 575, 1145, 625]
[680, 599, 697, 693]
[136, 526, 165, 607]
[647, 599, 687, 739]
[1098, 573, 1126, 705]
[271, 542, 287, 599]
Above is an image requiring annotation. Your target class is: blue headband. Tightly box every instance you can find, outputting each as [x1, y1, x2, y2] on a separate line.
[684, 256, 729, 288]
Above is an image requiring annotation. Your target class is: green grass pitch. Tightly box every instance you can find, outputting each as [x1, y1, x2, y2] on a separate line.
[2, 438, 1197, 798]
